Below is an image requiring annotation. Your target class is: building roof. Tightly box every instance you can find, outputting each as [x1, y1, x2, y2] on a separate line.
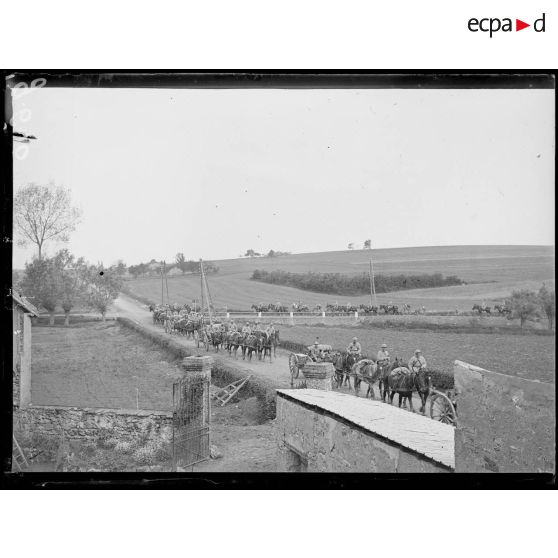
[277, 388, 455, 469]
[12, 291, 39, 316]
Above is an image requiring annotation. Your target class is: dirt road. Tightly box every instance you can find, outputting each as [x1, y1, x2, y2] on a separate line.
[113, 295, 295, 390]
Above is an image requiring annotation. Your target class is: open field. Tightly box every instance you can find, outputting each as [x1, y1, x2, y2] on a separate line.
[31, 322, 184, 410]
[124, 245, 554, 311]
[280, 325, 556, 384]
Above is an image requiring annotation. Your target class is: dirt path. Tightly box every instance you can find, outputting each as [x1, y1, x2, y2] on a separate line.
[113, 295, 294, 390]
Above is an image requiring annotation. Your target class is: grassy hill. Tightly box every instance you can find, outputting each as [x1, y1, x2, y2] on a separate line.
[124, 245, 555, 311]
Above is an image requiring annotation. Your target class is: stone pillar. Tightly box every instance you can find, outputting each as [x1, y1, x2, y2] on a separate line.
[289, 312, 294, 325]
[302, 362, 334, 391]
[354, 311, 358, 321]
[226, 312, 230, 319]
[258, 312, 262, 318]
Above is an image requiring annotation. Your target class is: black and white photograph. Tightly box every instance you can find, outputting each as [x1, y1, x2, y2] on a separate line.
[4, 73, 555, 481]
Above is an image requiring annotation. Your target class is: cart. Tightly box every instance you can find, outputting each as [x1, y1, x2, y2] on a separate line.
[429, 387, 457, 425]
[288, 344, 334, 382]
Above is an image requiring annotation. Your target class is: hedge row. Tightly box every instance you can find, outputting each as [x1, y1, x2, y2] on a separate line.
[251, 269, 464, 296]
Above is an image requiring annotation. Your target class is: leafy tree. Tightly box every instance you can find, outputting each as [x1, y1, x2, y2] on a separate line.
[348, 243, 354, 250]
[245, 249, 256, 257]
[113, 260, 127, 277]
[14, 182, 81, 260]
[268, 249, 276, 257]
[363, 239, 371, 249]
[538, 283, 555, 330]
[86, 264, 122, 320]
[20, 257, 60, 324]
[175, 253, 187, 274]
[54, 249, 88, 326]
[509, 289, 540, 328]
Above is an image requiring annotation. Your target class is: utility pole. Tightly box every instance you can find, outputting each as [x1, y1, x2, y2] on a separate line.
[369, 258, 377, 307]
[160, 262, 164, 305]
[164, 261, 170, 305]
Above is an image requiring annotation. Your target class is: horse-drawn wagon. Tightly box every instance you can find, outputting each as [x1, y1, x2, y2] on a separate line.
[288, 344, 335, 382]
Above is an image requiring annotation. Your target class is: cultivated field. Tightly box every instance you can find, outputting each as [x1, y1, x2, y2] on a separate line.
[124, 245, 554, 311]
[31, 321, 183, 410]
[280, 325, 556, 384]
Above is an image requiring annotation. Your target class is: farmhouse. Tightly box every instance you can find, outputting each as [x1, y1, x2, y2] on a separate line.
[12, 291, 38, 409]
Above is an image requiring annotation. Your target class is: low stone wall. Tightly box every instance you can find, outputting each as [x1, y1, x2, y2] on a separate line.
[276, 390, 453, 472]
[14, 405, 173, 444]
[454, 360, 555, 473]
[118, 316, 278, 421]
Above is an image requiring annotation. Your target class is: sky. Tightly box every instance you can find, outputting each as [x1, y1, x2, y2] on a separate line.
[12, 86, 555, 268]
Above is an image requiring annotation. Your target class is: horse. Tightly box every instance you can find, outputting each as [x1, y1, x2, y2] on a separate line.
[351, 359, 381, 398]
[268, 329, 280, 357]
[332, 352, 360, 389]
[210, 329, 224, 352]
[242, 334, 258, 361]
[378, 358, 404, 402]
[256, 332, 273, 362]
[386, 365, 431, 413]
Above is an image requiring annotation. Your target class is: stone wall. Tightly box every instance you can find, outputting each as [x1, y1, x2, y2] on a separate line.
[14, 405, 173, 444]
[454, 360, 555, 473]
[276, 393, 451, 472]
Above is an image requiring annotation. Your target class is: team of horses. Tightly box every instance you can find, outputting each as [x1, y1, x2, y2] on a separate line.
[149, 305, 280, 361]
[330, 353, 431, 414]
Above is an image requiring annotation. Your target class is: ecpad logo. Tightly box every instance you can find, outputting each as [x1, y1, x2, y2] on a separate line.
[468, 13, 545, 37]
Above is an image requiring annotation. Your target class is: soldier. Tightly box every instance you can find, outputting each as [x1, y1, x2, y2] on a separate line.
[242, 322, 252, 335]
[377, 343, 390, 365]
[408, 349, 427, 373]
[265, 322, 275, 339]
[347, 337, 362, 358]
[309, 340, 321, 361]
[254, 321, 263, 333]
[229, 320, 237, 332]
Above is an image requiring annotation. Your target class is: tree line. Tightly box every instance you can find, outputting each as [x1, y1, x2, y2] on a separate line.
[128, 255, 219, 278]
[250, 269, 465, 295]
[15, 249, 124, 325]
[509, 285, 555, 330]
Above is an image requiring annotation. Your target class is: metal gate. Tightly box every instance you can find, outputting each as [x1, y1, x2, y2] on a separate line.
[172, 376, 210, 470]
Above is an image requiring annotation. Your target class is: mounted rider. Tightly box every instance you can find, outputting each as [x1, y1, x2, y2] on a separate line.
[265, 322, 276, 339]
[377, 343, 390, 365]
[229, 320, 237, 332]
[408, 349, 427, 373]
[241, 322, 252, 335]
[346, 337, 362, 359]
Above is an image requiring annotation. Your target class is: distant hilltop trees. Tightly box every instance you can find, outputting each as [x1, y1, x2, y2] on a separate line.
[127, 257, 219, 278]
[251, 269, 465, 296]
[244, 249, 291, 258]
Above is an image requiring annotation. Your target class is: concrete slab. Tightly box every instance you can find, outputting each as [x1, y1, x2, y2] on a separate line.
[277, 389, 455, 469]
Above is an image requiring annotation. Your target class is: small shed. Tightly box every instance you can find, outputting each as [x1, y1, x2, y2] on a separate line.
[12, 291, 38, 408]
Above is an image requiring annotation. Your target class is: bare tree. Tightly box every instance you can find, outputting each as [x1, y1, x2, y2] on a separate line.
[14, 183, 82, 260]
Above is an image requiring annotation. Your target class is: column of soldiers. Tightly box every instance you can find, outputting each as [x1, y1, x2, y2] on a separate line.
[338, 337, 427, 373]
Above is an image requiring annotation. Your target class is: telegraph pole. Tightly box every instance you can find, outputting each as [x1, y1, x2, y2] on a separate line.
[160, 261, 164, 305]
[369, 258, 377, 307]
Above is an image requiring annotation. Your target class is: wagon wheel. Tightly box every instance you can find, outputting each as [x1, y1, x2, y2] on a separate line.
[430, 391, 457, 426]
[289, 353, 300, 379]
